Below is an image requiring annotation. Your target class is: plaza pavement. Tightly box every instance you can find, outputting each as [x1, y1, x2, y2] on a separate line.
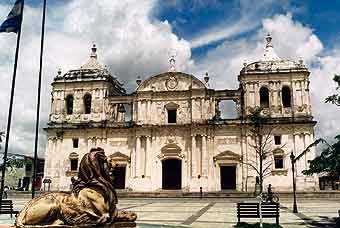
[0, 197, 339, 227]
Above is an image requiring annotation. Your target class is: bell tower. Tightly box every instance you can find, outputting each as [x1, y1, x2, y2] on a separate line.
[239, 34, 312, 118]
[49, 44, 126, 124]
[238, 34, 317, 191]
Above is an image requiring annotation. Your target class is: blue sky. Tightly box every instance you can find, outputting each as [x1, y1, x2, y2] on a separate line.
[14, 0, 340, 61]
[22, 0, 340, 57]
[0, 0, 339, 155]
[155, 1, 340, 57]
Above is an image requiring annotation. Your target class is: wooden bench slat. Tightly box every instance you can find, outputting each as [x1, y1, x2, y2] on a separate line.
[236, 202, 280, 225]
[0, 200, 17, 217]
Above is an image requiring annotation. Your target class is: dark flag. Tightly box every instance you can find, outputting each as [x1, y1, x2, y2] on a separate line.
[0, 0, 24, 33]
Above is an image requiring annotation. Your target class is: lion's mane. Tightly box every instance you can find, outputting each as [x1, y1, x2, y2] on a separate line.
[72, 148, 118, 216]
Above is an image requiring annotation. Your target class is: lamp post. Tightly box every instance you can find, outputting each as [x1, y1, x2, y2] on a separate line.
[290, 152, 298, 213]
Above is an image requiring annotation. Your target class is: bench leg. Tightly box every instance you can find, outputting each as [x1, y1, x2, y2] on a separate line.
[237, 216, 240, 225]
[276, 215, 279, 225]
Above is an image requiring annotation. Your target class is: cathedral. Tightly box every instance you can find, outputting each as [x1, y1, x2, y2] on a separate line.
[44, 34, 318, 192]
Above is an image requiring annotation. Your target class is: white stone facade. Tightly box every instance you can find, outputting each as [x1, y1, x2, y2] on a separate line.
[44, 37, 318, 193]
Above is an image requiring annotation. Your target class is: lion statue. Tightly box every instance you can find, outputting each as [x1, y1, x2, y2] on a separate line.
[16, 147, 137, 227]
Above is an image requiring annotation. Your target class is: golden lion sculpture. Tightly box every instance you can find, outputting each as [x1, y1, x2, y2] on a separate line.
[16, 148, 137, 227]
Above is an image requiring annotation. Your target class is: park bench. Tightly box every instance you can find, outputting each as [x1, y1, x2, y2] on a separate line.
[0, 199, 19, 218]
[237, 202, 280, 225]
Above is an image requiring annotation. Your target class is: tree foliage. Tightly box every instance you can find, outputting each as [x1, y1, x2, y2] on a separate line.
[303, 135, 340, 176]
[325, 75, 340, 106]
[303, 76, 340, 177]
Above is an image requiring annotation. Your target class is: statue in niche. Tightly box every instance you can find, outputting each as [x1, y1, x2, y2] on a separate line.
[16, 147, 137, 227]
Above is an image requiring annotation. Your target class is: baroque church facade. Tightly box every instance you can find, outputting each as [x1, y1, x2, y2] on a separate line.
[44, 35, 318, 192]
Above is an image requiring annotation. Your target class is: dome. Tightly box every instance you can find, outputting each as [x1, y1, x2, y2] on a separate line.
[241, 34, 308, 74]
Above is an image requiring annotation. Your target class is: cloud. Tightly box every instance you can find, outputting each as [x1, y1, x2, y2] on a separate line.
[0, 0, 192, 156]
[191, 13, 339, 140]
[190, 19, 258, 49]
[188, 0, 289, 49]
[261, 13, 323, 62]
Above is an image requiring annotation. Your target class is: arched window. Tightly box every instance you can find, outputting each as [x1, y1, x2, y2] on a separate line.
[83, 94, 92, 114]
[259, 87, 269, 108]
[282, 86, 291, 108]
[66, 95, 74, 115]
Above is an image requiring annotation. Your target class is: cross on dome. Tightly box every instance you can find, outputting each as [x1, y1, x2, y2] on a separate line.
[169, 55, 176, 72]
[168, 49, 177, 72]
[90, 42, 97, 59]
[261, 33, 281, 61]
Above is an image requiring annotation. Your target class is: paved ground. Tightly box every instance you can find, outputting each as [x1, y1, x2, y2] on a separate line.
[0, 197, 339, 227]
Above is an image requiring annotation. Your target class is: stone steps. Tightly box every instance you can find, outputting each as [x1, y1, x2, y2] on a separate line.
[7, 190, 340, 199]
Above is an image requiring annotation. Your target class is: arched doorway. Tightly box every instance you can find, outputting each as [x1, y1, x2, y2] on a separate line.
[108, 152, 130, 190]
[162, 159, 181, 190]
[112, 166, 126, 189]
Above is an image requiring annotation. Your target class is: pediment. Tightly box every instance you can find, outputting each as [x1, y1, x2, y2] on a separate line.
[69, 152, 79, 159]
[272, 148, 284, 155]
[161, 143, 182, 154]
[213, 150, 241, 162]
[108, 152, 130, 162]
[136, 72, 206, 92]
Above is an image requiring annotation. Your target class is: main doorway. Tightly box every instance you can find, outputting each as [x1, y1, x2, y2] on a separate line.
[220, 165, 236, 190]
[112, 166, 126, 189]
[162, 159, 182, 190]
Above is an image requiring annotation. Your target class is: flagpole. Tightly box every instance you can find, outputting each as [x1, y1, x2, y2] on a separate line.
[0, 0, 24, 207]
[32, 0, 46, 199]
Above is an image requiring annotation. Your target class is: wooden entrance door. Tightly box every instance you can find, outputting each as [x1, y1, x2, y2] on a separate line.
[220, 166, 236, 190]
[113, 166, 126, 189]
[162, 159, 182, 190]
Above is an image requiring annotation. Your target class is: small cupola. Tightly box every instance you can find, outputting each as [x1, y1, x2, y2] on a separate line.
[261, 33, 281, 61]
[80, 43, 104, 70]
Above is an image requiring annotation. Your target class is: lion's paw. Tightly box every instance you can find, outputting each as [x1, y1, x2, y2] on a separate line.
[116, 210, 137, 222]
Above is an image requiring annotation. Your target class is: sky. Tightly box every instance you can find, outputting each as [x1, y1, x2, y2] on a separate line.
[0, 0, 339, 156]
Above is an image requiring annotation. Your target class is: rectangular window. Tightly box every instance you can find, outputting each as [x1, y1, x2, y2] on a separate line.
[274, 156, 284, 169]
[168, 110, 177, 123]
[72, 138, 79, 148]
[274, 135, 281, 145]
[70, 159, 78, 171]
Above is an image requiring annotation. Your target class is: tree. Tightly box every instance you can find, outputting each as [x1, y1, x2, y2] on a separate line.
[303, 135, 339, 176]
[245, 108, 284, 193]
[303, 75, 340, 180]
[325, 75, 340, 106]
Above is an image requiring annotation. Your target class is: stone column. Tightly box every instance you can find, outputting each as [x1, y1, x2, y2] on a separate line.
[198, 135, 202, 176]
[201, 98, 204, 120]
[136, 136, 141, 177]
[202, 135, 208, 176]
[191, 135, 196, 177]
[137, 101, 141, 122]
[131, 137, 136, 178]
[45, 138, 54, 178]
[96, 137, 101, 148]
[56, 136, 63, 178]
[87, 137, 94, 151]
[207, 136, 214, 191]
[147, 100, 151, 124]
[146, 136, 151, 177]
[254, 82, 259, 107]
